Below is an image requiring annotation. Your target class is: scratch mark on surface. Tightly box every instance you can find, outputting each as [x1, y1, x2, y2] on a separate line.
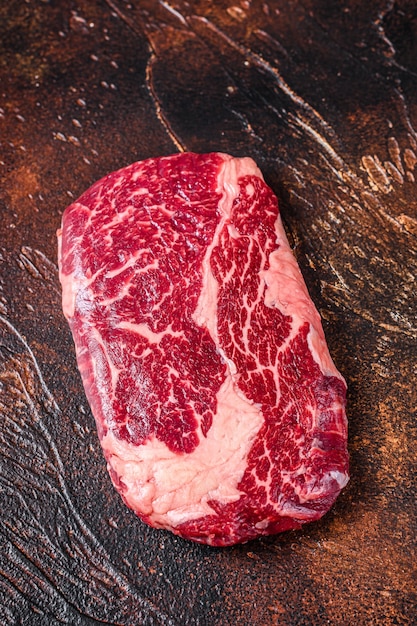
[103, 0, 144, 38]
[226, 5, 247, 22]
[384, 161, 404, 185]
[361, 155, 392, 194]
[254, 28, 291, 60]
[189, 14, 335, 133]
[186, 14, 370, 195]
[157, 0, 187, 26]
[104, 0, 187, 153]
[17, 247, 61, 295]
[387, 136, 404, 174]
[403, 148, 417, 171]
[0, 315, 60, 413]
[407, 132, 417, 151]
[322, 288, 416, 337]
[395, 214, 417, 236]
[289, 113, 358, 184]
[145, 57, 187, 152]
[392, 86, 417, 145]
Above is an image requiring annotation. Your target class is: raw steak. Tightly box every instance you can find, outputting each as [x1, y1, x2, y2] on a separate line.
[57, 152, 349, 546]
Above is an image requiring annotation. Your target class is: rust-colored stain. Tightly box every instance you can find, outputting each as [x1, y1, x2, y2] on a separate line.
[5, 165, 41, 211]
[0, 0, 416, 624]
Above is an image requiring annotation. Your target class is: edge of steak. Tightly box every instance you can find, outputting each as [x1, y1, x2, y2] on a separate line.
[58, 152, 349, 546]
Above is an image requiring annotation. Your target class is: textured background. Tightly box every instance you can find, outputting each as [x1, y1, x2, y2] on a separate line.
[1, 1, 416, 624]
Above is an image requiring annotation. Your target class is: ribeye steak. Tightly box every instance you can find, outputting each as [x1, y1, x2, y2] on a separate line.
[58, 152, 349, 546]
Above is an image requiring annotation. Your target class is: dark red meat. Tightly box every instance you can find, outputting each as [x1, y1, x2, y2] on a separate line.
[58, 152, 349, 546]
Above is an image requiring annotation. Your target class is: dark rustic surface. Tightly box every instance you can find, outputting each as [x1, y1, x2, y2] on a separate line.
[1, 1, 416, 624]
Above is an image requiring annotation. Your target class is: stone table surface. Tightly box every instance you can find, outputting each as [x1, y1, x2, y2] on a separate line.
[0, 1, 416, 624]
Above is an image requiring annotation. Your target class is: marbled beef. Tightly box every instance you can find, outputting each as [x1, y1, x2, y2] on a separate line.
[57, 152, 349, 546]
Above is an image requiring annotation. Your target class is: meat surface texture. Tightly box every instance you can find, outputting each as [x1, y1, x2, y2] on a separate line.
[58, 152, 349, 546]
